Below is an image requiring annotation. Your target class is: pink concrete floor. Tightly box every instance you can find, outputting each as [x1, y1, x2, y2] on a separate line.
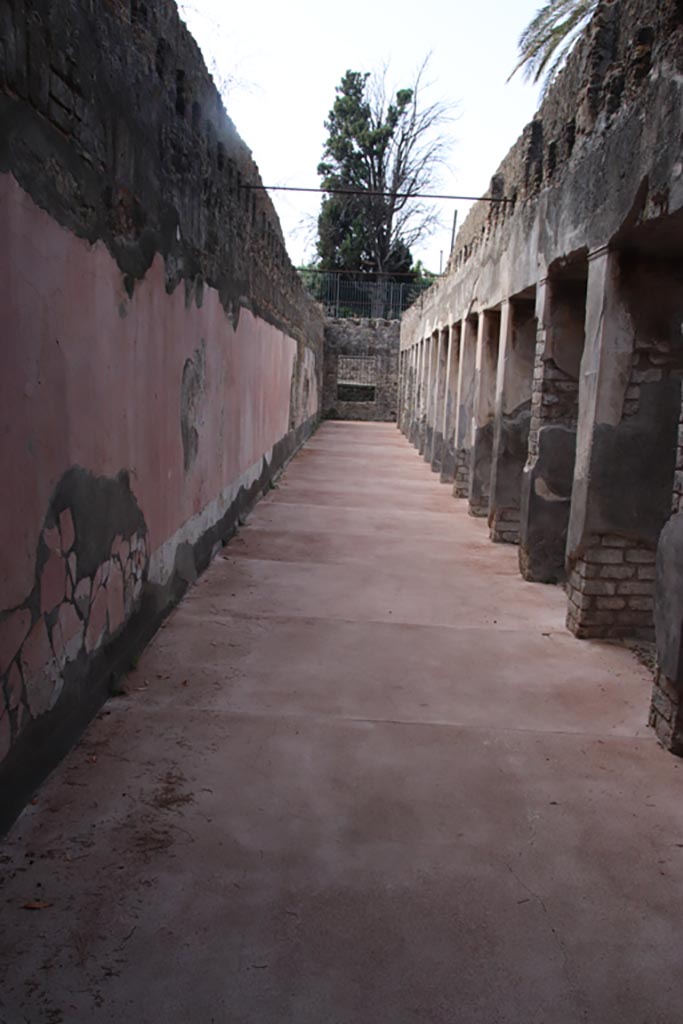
[2, 421, 683, 1023]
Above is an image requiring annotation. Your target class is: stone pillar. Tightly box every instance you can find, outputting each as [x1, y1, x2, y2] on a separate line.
[395, 350, 405, 434]
[489, 298, 536, 543]
[423, 331, 439, 460]
[469, 310, 500, 517]
[410, 338, 424, 448]
[428, 327, 448, 471]
[418, 336, 432, 455]
[402, 346, 410, 437]
[407, 345, 417, 438]
[519, 270, 586, 582]
[397, 349, 405, 431]
[453, 316, 477, 498]
[650, 393, 683, 751]
[440, 322, 460, 484]
[407, 344, 419, 441]
[423, 330, 436, 462]
[565, 247, 680, 638]
[430, 327, 449, 472]
[405, 348, 413, 435]
[401, 346, 414, 437]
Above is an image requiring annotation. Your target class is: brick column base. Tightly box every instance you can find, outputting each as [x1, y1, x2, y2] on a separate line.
[453, 450, 469, 498]
[418, 419, 427, 455]
[649, 669, 683, 755]
[490, 508, 521, 544]
[468, 501, 488, 518]
[566, 535, 655, 639]
[440, 441, 456, 484]
[430, 432, 444, 474]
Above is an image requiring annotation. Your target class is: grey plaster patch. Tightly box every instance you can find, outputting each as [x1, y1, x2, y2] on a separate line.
[174, 542, 198, 586]
[49, 467, 147, 582]
[519, 425, 577, 582]
[655, 512, 683, 682]
[424, 425, 434, 463]
[431, 431, 444, 473]
[440, 442, 456, 483]
[588, 380, 679, 545]
[491, 401, 531, 509]
[181, 340, 206, 473]
[535, 477, 568, 502]
[25, 657, 62, 717]
[470, 422, 494, 514]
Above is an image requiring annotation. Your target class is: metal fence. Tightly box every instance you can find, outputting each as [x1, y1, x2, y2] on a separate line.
[298, 271, 436, 320]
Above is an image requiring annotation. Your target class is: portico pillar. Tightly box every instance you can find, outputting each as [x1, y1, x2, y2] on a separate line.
[489, 298, 536, 543]
[468, 310, 500, 517]
[453, 316, 477, 499]
[519, 267, 586, 582]
[565, 246, 679, 638]
[440, 323, 460, 483]
[429, 327, 448, 471]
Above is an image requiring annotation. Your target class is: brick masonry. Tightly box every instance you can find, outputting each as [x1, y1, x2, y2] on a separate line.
[322, 319, 400, 422]
[566, 535, 656, 638]
[453, 450, 470, 499]
[650, 386, 683, 749]
[671, 388, 683, 515]
[398, 0, 683, 753]
[490, 507, 522, 544]
[649, 669, 683, 754]
[528, 348, 580, 461]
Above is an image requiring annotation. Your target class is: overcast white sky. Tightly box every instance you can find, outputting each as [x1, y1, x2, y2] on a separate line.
[178, 0, 543, 273]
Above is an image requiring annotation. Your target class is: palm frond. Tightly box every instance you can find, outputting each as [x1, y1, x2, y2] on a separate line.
[508, 0, 599, 93]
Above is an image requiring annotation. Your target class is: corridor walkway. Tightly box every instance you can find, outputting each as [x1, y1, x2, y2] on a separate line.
[3, 421, 683, 1023]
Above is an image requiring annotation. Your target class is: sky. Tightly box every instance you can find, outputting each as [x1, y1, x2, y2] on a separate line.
[177, 0, 544, 274]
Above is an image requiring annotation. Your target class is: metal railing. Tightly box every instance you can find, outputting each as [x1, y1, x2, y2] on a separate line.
[298, 271, 436, 320]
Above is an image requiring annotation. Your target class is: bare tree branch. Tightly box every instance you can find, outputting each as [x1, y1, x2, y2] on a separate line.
[317, 57, 457, 277]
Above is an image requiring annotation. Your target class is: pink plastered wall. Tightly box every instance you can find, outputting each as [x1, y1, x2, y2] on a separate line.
[0, 174, 319, 756]
[1, 173, 312, 606]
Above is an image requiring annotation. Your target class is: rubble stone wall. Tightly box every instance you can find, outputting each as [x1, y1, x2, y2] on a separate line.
[322, 319, 400, 422]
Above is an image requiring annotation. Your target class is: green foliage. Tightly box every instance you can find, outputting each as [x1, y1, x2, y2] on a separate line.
[411, 260, 438, 287]
[509, 0, 599, 93]
[316, 63, 452, 281]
